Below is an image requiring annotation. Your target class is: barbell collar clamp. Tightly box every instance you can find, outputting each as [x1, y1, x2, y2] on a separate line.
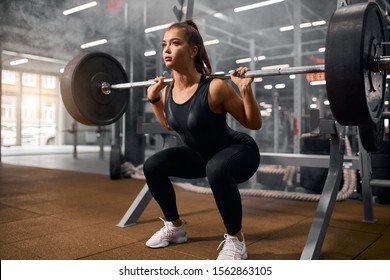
[101, 82, 111, 95]
[373, 55, 390, 72]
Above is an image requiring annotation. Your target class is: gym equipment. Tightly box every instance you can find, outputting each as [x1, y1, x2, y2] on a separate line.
[60, 3, 388, 129]
[100, 64, 325, 94]
[326, 2, 387, 126]
[61, 52, 129, 126]
[358, 120, 385, 152]
[109, 144, 123, 180]
[61, 53, 325, 126]
[300, 135, 338, 194]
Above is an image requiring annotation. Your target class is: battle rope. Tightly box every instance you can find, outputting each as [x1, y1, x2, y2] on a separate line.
[121, 137, 356, 202]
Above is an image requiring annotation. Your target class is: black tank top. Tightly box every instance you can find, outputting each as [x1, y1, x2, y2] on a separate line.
[165, 75, 258, 160]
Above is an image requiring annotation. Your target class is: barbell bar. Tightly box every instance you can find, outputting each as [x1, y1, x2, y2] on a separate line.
[60, 2, 387, 151]
[101, 57, 390, 95]
[100, 65, 327, 95]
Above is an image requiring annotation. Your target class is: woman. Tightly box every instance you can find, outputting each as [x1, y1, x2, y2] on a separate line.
[144, 20, 262, 260]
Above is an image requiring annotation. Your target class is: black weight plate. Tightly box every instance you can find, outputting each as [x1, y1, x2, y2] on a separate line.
[376, 140, 390, 154]
[110, 144, 122, 180]
[358, 119, 384, 152]
[325, 2, 386, 126]
[371, 154, 390, 168]
[61, 52, 129, 126]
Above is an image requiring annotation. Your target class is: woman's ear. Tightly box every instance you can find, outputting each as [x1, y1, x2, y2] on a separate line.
[191, 45, 199, 58]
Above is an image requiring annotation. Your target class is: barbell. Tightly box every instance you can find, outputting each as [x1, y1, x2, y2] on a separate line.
[60, 2, 388, 151]
[100, 64, 327, 94]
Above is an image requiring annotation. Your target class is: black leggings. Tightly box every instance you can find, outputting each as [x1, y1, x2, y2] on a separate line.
[143, 144, 260, 235]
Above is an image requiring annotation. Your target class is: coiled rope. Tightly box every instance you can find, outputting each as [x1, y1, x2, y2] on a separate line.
[121, 136, 356, 202]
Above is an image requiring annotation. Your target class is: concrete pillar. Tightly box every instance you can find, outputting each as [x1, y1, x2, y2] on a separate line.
[123, 0, 146, 165]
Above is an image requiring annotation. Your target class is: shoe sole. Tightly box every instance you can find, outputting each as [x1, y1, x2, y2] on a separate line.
[146, 235, 188, 249]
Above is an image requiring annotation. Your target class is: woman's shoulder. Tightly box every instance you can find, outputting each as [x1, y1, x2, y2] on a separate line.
[209, 77, 236, 97]
[209, 77, 230, 91]
[207, 77, 235, 109]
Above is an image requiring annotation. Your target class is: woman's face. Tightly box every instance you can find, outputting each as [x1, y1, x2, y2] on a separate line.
[162, 28, 197, 70]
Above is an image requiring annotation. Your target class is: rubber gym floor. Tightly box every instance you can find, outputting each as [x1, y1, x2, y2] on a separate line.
[0, 146, 389, 260]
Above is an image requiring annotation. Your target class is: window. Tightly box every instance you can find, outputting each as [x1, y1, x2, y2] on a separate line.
[42, 104, 55, 122]
[1, 98, 16, 121]
[22, 73, 37, 87]
[22, 101, 37, 121]
[1, 70, 58, 146]
[2, 70, 16, 84]
[42, 75, 56, 89]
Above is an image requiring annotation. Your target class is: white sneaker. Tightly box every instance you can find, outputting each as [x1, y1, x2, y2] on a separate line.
[146, 217, 187, 248]
[216, 233, 248, 260]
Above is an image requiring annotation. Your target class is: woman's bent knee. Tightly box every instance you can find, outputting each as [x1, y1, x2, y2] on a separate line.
[143, 155, 162, 177]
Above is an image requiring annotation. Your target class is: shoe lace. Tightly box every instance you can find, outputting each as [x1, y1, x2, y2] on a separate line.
[217, 234, 239, 257]
[158, 217, 179, 237]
